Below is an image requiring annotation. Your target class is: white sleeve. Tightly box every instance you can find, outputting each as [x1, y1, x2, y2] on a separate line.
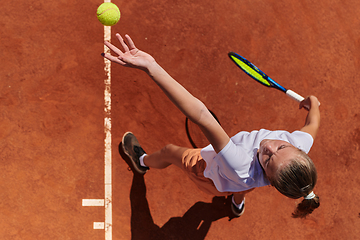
[216, 140, 252, 179]
[288, 131, 314, 153]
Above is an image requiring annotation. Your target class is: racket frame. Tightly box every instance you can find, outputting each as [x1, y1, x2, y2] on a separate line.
[228, 52, 304, 102]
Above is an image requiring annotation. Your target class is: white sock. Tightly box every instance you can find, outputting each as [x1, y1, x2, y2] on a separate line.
[232, 195, 245, 209]
[139, 154, 148, 167]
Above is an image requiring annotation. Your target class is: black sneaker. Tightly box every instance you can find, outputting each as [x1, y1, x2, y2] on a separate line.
[122, 132, 149, 174]
[231, 198, 245, 217]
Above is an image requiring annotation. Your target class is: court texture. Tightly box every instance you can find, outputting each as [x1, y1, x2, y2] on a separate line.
[1, 0, 360, 239]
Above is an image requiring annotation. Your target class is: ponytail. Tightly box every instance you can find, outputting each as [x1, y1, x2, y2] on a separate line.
[292, 192, 320, 218]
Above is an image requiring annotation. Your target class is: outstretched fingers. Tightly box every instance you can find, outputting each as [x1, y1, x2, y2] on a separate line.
[103, 33, 131, 65]
[102, 33, 148, 67]
[104, 40, 123, 57]
[124, 34, 137, 50]
[102, 52, 127, 65]
[116, 33, 130, 53]
[103, 33, 133, 57]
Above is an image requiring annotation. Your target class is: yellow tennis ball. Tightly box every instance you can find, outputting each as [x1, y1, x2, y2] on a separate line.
[97, 3, 121, 26]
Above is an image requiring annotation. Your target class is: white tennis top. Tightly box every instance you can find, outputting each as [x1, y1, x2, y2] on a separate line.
[200, 129, 314, 193]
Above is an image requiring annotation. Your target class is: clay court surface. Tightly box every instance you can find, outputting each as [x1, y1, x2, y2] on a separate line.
[1, 0, 360, 239]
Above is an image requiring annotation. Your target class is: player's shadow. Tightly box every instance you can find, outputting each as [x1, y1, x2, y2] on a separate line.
[119, 143, 236, 240]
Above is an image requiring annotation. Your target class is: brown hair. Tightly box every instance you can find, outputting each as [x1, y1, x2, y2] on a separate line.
[269, 149, 320, 218]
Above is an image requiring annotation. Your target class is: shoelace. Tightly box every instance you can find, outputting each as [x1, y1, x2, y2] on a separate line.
[134, 146, 145, 158]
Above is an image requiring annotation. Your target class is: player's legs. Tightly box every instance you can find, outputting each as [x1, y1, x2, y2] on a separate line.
[231, 188, 255, 217]
[233, 192, 246, 205]
[233, 188, 254, 204]
[143, 144, 189, 169]
[122, 132, 190, 174]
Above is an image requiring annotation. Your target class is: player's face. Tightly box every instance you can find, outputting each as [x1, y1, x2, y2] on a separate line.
[258, 139, 298, 180]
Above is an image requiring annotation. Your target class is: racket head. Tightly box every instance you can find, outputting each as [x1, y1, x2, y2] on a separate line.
[228, 52, 287, 93]
[228, 52, 272, 87]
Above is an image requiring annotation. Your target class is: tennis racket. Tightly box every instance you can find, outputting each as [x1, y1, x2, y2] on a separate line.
[228, 52, 304, 102]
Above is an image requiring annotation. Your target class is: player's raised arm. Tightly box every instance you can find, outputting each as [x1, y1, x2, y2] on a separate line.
[299, 95, 320, 140]
[103, 34, 230, 153]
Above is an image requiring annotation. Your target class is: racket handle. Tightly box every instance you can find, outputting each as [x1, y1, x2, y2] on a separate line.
[286, 89, 304, 102]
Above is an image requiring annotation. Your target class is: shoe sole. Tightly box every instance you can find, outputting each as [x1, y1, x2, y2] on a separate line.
[122, 131, 148, 174]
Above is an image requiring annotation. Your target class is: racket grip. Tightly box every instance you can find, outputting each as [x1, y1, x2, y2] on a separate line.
[286, 90, 304, 102]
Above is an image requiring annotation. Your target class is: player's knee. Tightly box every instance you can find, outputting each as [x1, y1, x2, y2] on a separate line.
[160, 144, 176, 156]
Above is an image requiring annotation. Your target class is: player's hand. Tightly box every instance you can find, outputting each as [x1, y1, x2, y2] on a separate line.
[299, 95, 320, 110]
[103, 33, 155, 71]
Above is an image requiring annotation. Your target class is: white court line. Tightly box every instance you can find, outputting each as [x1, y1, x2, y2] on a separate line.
[94, 222, 105, 230]
[81, 2, 112, 239]
[82, 199, 105, 207]
[104, 18, 112, 240]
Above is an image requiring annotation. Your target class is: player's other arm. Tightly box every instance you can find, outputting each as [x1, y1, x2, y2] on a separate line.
[299, 95, 320, 140]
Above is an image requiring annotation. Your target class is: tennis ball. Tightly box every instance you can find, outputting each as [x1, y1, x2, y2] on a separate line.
[97, 3, 121, 26]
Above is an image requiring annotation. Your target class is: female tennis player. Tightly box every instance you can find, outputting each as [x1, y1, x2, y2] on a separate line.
[103, 33, 321, 218]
